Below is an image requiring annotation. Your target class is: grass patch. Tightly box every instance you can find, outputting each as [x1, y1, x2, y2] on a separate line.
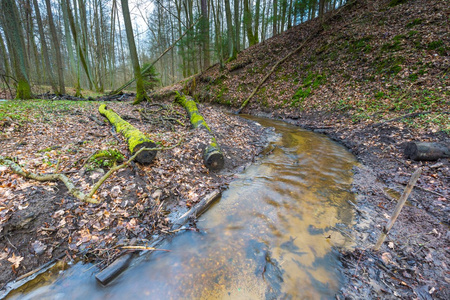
[376, 56, 405, 76]
[290, 72, 326, 107]
[0, 100, 97, 124]
[350, 36, 374, 53]
[406, 18, 422, 28]
[427, 40, 447, 56]
[389, 0, 409, 7]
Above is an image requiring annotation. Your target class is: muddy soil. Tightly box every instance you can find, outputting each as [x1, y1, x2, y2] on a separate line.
[0, 96, 270, 289]
[257, 108, 450, 299]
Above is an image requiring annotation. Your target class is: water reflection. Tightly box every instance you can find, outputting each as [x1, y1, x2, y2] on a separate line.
[6, 116, 356, 299]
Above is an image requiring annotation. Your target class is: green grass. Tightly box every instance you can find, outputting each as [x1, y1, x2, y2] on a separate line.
[376, 56, 405, 76]
[290, 72, 326, 107]
[0, 100, 98, 124]
[406, 18, 422, 28]
[427, 40, 447, 56]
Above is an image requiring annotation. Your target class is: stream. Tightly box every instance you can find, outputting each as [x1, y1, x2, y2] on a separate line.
[5, 116, 357, 299]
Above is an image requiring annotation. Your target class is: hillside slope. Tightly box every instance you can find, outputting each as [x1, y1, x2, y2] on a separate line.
[187, 0, 449, 298]
[194, 0, 448, 129]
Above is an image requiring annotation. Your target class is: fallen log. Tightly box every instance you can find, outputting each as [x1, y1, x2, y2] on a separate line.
[99, 104, 157, 164]
[404, 142, 449, 161]
[95, 190, 220, 285]
[175, 93, 224, 170]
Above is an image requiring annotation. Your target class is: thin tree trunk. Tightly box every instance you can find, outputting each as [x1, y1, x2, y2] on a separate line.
[273, 0, 278, 35]
[120, 0, 147, 103]
[224, 0, 234, 58]
[200, 0, 210, 69]
[33, 0, 58, 93]
[45, 0, 65, 94]
[0, 0, 32, 99]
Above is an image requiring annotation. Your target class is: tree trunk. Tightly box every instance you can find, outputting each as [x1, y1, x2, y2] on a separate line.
[120, 0, 147, 104]
[273, 0, 278, 35]
[224, 0, 235, 58]
[99, 104, 157, 164]
[175, 93, 224, 170]
[404, 142, 450, 161]
[200, 0, 210, 69]
[45, 0, 65, 94]
[244, 0, 256, 46]
[34, 0, 57, 93]
[0, 0, 32, 99]
[233, 0, 240, 54]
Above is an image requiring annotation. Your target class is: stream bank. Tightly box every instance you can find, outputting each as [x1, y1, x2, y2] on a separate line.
[245, 108, 449, 299]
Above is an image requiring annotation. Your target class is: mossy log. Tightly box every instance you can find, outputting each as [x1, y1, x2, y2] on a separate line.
[175, 93, 224, 170]
[404, 142, 450, 161]
[99, 104, 156, 164]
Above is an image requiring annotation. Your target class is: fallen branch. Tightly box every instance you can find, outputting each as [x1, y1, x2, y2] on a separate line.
[372, 111, 432, 127]
[374, 168, 422, 251]
[0, 141, 182, 204]
[0, 155, 95, 204]
[121, 246, 171, 252]
[235, 32, 317, 114]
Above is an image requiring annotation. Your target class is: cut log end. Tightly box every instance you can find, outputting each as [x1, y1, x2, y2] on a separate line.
[205, 151, 224, 171]
[133, 141, 157, 164]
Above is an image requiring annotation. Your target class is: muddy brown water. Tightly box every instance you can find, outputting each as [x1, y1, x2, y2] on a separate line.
[4, 116, 357, 299]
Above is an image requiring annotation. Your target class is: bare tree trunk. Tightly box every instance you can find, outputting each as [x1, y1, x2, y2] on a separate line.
[120, 0, 147, 103]
[224, 0, 235, 58]
[0, 31, 11, 79]
[273, 0, 278, 35]
[234, 0, 240, 53]
[0, 0, 31, 99]
[45, 0, 65, 94]
[243, 0, 256, 46]
[200, 0, 210, 69]
[32, 0, 58, 93]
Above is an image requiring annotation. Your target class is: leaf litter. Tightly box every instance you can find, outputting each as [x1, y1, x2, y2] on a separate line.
[0, 97, 269, 287]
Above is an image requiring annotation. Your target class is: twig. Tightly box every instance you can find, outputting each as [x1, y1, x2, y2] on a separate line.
[394, 180, 445, 198]
[374, 168, 422, 251]
[86, 139, 183, 199]
[121, 246, 171, 252]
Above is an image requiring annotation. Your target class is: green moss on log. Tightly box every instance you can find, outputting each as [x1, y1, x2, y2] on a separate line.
[99, 104, 157, 164]
[175, 93, 224, 170]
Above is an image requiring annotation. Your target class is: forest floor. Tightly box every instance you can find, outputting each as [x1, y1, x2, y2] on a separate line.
[0, 95, 270, 290]
[187, 0, 449, 298]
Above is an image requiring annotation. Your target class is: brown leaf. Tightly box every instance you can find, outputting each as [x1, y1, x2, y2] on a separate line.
[8, 253, 24, 269]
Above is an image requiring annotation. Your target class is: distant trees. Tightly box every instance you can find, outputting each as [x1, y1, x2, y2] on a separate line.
[0, 0, 32, 99]
[0, 0, 344, 98]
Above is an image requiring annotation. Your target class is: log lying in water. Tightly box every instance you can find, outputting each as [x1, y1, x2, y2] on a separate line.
[99, 104, 157, 164]
[404, 142, 450, 161]
[175, 93, 224, 170]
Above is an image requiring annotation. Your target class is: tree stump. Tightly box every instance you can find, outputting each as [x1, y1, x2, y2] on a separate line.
[99, 104, 157, 164]
[404, 142, 449, 161]
[175, 93, 224, 170]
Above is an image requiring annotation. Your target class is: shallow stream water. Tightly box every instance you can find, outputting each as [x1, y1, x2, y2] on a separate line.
[5, 116, 357, 299]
